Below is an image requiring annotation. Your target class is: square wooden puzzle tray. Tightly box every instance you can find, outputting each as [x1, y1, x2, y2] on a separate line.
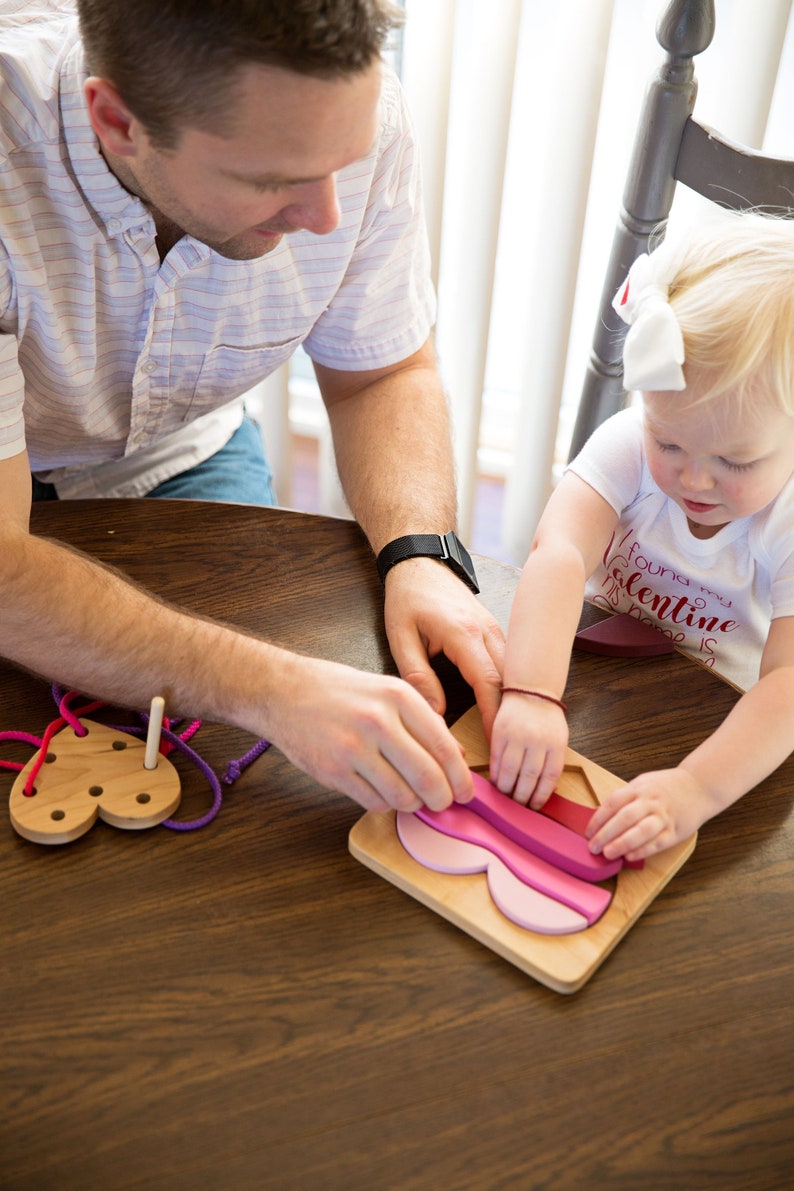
[349, 706, 696, 993]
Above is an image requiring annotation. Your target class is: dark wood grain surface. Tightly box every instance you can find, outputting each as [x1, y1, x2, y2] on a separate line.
[1, 500, 792, 1190]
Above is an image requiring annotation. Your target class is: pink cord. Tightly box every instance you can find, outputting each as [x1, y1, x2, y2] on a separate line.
[0, 731, 44, 771]
[21, 690, 108, 795]
[23, 716, 69, 796]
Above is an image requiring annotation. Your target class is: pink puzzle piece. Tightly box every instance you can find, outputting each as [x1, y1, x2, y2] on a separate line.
[573, 612, 675, 657]
[467, 772, 622, 882]
[396, 812, 590, 935]
[540, 791, 595, 835]
[415, 802, 611, 925]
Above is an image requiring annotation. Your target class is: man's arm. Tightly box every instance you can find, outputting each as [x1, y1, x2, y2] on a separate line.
[0, 450, 473, 812]
[314, 339, 505, 737]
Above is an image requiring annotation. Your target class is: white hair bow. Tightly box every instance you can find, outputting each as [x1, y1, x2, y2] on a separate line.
[612, 242, 686, 391]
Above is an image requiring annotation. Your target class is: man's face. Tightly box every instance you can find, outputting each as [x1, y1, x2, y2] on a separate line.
[108, 61, 382, 260]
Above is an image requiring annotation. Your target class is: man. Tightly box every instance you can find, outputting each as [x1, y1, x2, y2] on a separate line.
[0, 0, 504, 813]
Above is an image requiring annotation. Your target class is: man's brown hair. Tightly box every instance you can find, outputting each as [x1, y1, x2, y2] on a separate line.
[77, 0, 404, 147]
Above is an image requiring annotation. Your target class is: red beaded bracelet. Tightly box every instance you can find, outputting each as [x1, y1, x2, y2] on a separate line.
[500, 687, 568, 714]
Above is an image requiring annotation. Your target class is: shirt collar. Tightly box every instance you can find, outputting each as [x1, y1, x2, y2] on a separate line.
[59, 39, 157, 239]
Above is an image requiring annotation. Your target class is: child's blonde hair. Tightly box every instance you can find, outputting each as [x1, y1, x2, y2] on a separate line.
[664, 212, 794, 416]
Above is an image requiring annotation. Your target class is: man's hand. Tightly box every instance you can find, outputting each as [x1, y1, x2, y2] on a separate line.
[269, 652, 474, 813]
[382, 558, 505, 740]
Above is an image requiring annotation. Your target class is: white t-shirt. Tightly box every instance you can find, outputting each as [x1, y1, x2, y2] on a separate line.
[0, 2, 435, 496]
[568, 405, 794, 690]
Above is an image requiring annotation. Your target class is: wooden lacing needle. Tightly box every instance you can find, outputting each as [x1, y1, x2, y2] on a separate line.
[144, 696, 166, 770]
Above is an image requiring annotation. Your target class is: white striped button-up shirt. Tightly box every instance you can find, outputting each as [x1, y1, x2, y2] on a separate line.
[0, 2, 435, 496]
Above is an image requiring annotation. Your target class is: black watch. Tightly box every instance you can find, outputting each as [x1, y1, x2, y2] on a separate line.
[376, 532, 480, 594]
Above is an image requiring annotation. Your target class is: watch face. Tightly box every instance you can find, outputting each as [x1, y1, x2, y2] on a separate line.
[442, 533, 479, 593]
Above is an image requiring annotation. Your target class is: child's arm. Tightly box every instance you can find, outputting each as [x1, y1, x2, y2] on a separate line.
[586, 616, 794, 861]
[489, 473, 619, 807]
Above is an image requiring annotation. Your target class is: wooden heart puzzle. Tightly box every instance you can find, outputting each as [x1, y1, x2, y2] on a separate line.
[349, 706, 696, 993]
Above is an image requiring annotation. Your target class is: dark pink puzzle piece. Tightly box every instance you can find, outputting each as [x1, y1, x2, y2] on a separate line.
[540, 791, 594, 835]
[467, 772, 622, 882]
[415, 802, 611, 925]
[573, 612, 675, 657]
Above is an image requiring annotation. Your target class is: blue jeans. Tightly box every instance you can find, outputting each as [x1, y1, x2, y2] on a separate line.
[32, 417, 277, 505]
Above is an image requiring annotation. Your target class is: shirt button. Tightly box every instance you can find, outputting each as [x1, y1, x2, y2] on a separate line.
[141, 360, 158, 375]
[107, 218, 122, 233]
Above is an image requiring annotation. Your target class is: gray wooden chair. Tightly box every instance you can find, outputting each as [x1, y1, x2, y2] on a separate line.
[569, 0, 794, 459]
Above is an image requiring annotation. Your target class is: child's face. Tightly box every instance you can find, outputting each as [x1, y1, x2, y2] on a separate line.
[642, 392, 794, 537]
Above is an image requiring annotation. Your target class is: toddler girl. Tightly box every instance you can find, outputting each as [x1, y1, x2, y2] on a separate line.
[490, 213, 794, 861]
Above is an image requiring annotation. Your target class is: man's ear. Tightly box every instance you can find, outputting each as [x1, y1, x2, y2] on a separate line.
[84, 76, 140, 158]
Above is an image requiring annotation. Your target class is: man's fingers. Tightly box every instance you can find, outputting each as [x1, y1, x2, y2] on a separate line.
[398, 658, 448, 718]
[383, 561, 506, 732]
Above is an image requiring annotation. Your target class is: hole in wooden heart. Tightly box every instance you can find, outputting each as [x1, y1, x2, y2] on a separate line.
[136, 793, 151, 804]
[112, 740, 127, 751]
[45, 752, 57, 763]
[89, 786, 103, 797]
[51, 809, 65, 821]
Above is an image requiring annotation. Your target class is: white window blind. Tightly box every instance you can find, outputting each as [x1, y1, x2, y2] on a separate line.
[247, 0, 794, 563]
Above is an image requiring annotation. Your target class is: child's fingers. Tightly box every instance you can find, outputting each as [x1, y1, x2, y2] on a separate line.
[596, 815, 664, 860]
[489, 740, 525, 796]
[489, 741, 559, 807]
[587, 792, 656, 857]
[527, 749, 565, 810]
[586, 787, 635, 838]
[513, 755, 554, 807]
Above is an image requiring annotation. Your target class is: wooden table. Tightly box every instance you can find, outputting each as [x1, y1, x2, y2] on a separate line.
[1, 500, 792, 1190]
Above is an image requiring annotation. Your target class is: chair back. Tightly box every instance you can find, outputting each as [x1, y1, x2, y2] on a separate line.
[569, 0, 794, 458]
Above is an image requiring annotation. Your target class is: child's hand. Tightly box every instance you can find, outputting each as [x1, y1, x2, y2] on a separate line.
[488, 694, 568, 808]
[586, 768, 708, 861]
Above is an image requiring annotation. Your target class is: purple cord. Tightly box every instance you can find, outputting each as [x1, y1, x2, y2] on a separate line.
[222, 736, 271, 784]
[113, 721, 223, 831]
[128, 713, 271, 831]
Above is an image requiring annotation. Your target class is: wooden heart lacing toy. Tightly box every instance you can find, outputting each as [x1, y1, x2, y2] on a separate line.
[1, 684, 269, 844]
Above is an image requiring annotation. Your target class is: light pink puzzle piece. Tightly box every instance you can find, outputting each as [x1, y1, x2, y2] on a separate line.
[414, 802, 612, 926]
[396, 812, 589, 934]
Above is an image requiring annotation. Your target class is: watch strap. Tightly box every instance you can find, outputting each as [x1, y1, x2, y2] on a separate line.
[376, 532, 479, 593]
